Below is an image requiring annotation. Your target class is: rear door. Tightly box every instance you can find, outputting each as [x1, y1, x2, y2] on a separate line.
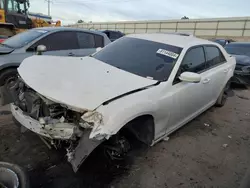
[203, 45, 229, 102]
[73, 32, 105, 57]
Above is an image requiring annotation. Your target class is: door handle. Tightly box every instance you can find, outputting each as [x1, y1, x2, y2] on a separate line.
[202, 78, 210, 84]
[68, 52, 75, 56]
[223, 68, 229, 73]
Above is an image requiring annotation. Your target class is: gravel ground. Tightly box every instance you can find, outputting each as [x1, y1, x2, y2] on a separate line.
[0, 88, 250, 188]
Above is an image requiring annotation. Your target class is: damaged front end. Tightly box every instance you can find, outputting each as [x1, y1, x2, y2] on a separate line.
[231, 55, 250, 86]
[233, 65, 250, 85]
[9, 77, 104, 172]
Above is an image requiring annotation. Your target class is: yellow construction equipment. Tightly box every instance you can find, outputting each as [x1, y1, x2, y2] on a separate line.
[0, 0, 61, 37]
[31, 18, 61, 28]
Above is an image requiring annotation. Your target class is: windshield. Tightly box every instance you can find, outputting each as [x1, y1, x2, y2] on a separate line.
[2, 29, 48, 48]
[93, 37, 183, 81]
[225, 45, 250, 57]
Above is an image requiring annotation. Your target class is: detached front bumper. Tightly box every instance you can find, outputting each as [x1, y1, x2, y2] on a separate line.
[11, 103, 76, 140]
[11, 103, 104, 172]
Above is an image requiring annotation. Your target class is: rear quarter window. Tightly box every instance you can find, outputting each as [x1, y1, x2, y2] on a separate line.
[94, 34, 104, 47]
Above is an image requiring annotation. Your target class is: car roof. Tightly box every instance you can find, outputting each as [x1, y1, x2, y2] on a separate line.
[128, 33, 217, 48]
[33, 27, 105, 35]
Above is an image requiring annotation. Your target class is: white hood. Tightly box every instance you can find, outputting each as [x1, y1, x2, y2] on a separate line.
[18, 56, 157, 111]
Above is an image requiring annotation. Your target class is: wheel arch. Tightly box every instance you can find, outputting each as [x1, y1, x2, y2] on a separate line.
[119, 114, 155, 146]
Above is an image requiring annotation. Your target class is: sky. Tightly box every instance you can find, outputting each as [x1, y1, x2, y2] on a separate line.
[29, 0, 250, 25]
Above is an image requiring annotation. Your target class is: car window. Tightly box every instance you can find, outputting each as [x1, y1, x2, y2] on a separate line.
[0, 0, 3, 9]
[93, 37, 183, 81]
[180, 47, 206, 73]
[94, 35, 104, 47]
[33, 31, 79, 51]
[77, 32, 95, 48]
[7, 0, 18, 12]
[205, 46, 226, 68]
[2, 29, 48, 48]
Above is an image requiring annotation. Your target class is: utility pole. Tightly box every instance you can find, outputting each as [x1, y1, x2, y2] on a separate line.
[45, 0, 51, 16]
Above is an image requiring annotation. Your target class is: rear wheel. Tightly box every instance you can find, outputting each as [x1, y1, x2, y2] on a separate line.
[216, 80, 231, 107]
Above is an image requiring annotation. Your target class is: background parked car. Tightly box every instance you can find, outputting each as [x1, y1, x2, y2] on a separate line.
[102, 30, 125, 42]
[211, 38, 235, 47]
[224, 42, 250, 85]
[0, 27, 111, 98]
[0, 35, 8, 43]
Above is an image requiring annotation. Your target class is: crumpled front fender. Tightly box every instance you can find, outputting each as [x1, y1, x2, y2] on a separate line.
[68, 130, 104, 172]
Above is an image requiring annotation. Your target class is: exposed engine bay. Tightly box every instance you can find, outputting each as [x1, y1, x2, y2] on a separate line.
[7, 77, 131, 172]
[7, 77, 103, 171]
[10, 78, 83, 126]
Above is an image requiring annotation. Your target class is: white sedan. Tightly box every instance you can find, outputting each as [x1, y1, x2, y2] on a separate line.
[10, 33, 236, 172]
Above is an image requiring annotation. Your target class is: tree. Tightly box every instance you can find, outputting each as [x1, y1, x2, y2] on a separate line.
[77, 19, 84, 23]
[181, 16, 189, 20]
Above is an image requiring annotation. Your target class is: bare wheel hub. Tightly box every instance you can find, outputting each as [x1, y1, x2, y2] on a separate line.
[104, 136, 131, 160]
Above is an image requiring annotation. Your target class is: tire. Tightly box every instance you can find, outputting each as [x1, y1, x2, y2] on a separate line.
[215, 80, 231, 107]
[0, 162, 30, 188]
[0, 68, 18, 86]
[0, 68, 18, 105]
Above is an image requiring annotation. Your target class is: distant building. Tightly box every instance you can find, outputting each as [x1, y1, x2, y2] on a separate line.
[28, 12, 52, 22]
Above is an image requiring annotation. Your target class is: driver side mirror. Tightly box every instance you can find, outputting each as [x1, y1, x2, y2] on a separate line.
[179, 72, 201, 83]
[36, 45, 47, 55]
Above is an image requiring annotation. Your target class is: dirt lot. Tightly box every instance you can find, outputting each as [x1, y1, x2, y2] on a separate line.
[0, 88, 250, 188]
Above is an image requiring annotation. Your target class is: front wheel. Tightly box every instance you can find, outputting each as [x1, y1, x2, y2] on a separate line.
[0, 68, 18, 86]
[215, 80, 231, 107]
[0, 68, 18, 105]
[0, 162, 29, 188]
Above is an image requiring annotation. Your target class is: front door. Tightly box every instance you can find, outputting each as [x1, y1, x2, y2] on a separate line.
[31, 31, 80, 57]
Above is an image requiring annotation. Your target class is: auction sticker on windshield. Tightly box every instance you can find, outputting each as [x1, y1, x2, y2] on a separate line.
[156, 49, 179, 59]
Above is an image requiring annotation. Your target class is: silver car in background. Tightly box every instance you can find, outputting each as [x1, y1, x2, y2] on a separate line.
[0, 27, 111, 104]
